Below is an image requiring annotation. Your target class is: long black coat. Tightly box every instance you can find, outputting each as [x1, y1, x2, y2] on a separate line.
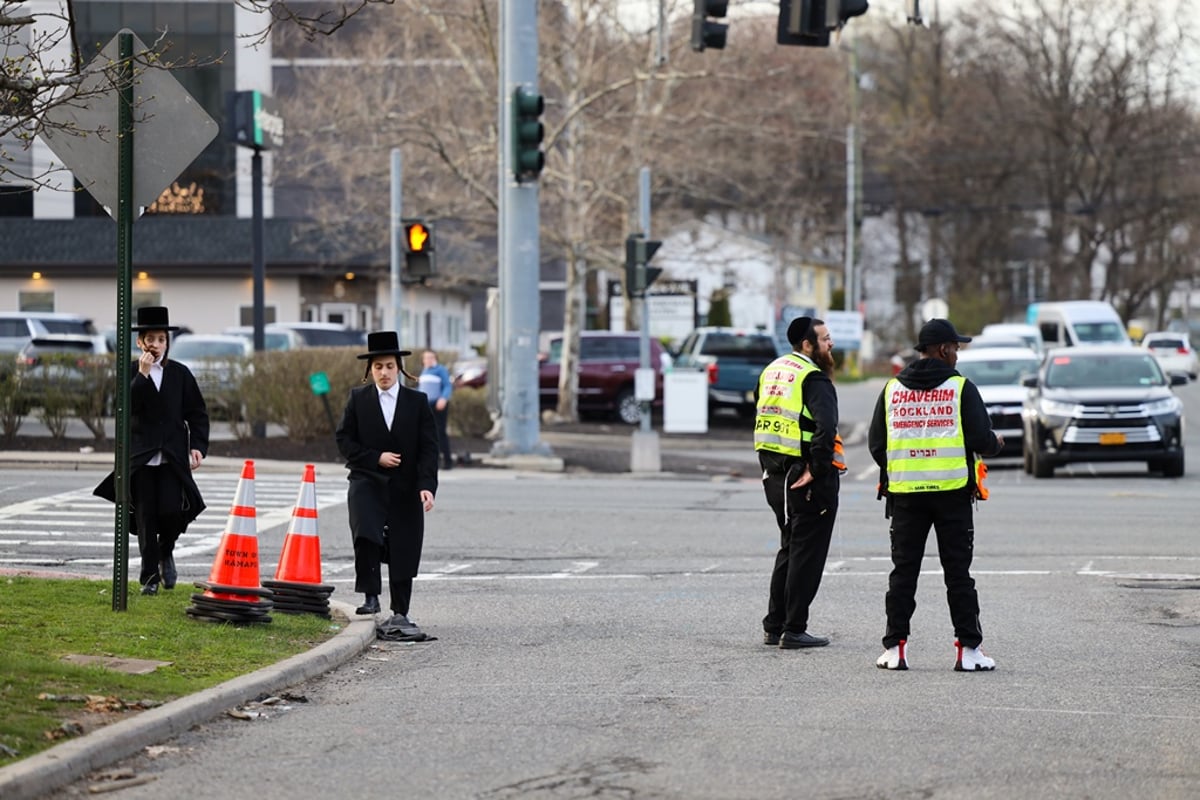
[335, 382, 439, 578]
[94, 360, 210, 532]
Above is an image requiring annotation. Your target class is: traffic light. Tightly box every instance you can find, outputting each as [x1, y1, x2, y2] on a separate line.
[512, 87, 545, 183]
[691, 0, 729, 52]
[777, 0, 868, 47]
[403, 219, 435, 279]
[624, 234, 663, 298]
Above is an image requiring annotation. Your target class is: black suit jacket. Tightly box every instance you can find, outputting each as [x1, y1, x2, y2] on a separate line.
[335, 383, 438, 576]
[94, 360, 210, 531]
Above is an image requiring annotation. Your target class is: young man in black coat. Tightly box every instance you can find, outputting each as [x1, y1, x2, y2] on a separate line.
[335, 331, 439, 636]
[95, 306, 209, 595]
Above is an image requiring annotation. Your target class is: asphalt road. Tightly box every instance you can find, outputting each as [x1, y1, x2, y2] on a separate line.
[6, 377, 1200, 799]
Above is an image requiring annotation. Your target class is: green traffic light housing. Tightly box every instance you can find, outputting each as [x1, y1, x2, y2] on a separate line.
[512, 87, 545, 182]
[691, 0, 729, 52]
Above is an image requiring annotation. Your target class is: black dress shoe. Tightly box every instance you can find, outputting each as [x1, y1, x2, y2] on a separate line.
[356, 595, 381, 615]
[140, 577, 160, 596]
[763, 631, 781, 646]
[779, 631, 830, 649]
[159, 556, 177, 590]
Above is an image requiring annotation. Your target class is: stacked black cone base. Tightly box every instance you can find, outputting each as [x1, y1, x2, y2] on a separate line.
[185, 581, 275, 624]
[262, 578, 335, 619]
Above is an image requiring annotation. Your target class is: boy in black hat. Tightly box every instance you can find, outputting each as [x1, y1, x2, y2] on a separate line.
[868, 318, 1004, 671]
[95, 306, 209, 595]
[335, 331, 439, 637]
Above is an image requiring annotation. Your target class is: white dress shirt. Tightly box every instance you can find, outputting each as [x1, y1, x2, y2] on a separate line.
[378, 385, 397, 429]
[147, 357, 164, 466]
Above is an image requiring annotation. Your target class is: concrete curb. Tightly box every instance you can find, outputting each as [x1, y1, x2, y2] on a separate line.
[0, 599, 378, 800]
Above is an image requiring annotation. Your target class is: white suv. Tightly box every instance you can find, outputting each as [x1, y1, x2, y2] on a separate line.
[0, 312, 103, 372]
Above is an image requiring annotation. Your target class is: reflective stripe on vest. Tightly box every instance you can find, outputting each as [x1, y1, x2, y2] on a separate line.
[754, 354, 818, 457]
[884, 375, 968, 492]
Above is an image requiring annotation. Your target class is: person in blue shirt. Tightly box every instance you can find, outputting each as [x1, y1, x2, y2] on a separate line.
[418, 349, 454, 469]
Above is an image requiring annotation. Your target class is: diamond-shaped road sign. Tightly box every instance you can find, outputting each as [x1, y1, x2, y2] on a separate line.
[39, 29, 219, 217]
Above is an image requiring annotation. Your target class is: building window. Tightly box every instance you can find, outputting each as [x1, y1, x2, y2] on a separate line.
[19, 291, 54, 311]
[0, 186, 33, 217]
[133, 292, 162, 310]
[239, 307, 277, 326]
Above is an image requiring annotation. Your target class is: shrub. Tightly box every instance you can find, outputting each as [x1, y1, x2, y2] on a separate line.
[0, 373, 24, 442]
[236, 348, 367, 441]
[449, 386, 493, 438]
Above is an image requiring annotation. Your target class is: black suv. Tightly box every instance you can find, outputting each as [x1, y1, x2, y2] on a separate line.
[1022, 346, 1186, 478]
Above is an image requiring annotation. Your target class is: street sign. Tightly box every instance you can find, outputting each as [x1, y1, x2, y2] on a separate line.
[40, 30, 220, 216]
[309, 372, 331, 396]
[825, 310, 864, 350]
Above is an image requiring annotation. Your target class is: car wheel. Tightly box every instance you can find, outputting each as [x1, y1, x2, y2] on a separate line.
[1163, 452, 1185, 478]
[1031, 440, 1054, 479]
[614, 388, 641, 425]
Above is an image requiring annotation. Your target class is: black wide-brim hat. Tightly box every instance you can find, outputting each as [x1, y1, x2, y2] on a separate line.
[357, 330, 413, 360]
[131, 305, 180, 332]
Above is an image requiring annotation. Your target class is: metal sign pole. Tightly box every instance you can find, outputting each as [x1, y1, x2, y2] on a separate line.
[111, 31, 134, 611]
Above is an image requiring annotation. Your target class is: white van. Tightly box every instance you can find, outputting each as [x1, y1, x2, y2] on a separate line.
[1034, 301, 1131, 348]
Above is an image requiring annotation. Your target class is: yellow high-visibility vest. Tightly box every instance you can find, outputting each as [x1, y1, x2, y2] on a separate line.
[754, 353, 818, 457]
[884, 376, 969, 492]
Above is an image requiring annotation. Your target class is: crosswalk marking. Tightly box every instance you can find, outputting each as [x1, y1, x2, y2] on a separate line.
[0, 474, 345, 570]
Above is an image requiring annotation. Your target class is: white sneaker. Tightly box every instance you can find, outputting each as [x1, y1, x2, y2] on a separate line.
[876, 639, 908, 670]
[954, 640, 995, 671]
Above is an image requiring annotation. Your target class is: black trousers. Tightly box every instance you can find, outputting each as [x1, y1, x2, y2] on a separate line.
[430, 402, 452, 467]
[761, 462, 839, 636]
[883, 489, 983, 649]
[353, 535, 415, 616]
[131, 465, 183, 585]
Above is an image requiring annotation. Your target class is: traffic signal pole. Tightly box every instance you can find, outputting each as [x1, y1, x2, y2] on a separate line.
[631, 167, 661, 472]
[492, 0, 553, 462]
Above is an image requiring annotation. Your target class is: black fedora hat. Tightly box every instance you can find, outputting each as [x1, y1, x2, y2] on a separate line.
[131, 306, 180, 332]
[357, 331, 413, 360]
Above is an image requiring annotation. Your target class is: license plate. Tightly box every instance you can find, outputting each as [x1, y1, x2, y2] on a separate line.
[1099, 432, 1126, 445]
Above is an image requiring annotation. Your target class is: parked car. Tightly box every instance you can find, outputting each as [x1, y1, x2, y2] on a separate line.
[14, 335, 111, 413]
[955, 346, 1041, 456]
[1021, 346, 1186, 478]
[671, 327, 784, 418]
[0, 312, 105, 377]
[222, 325, 307, 351]
[979, 323, 1044, 355]
[967, 335, 1037, 352]
[452, 356, 488, 389]
[539, 331, 666, 425]
[169, 334, 254, 400]
[1140, 331, 1199, 381]
[271, 322, 367, 348]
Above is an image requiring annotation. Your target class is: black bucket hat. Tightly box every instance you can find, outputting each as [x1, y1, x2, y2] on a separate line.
[357, 331, 413, 360]
[131, 306, 180, 332]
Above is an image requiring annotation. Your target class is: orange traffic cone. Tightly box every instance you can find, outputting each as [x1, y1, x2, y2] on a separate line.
[273, 464, 323, 584]
[187, 460, 274, 623]
[264, 464, 334, 618]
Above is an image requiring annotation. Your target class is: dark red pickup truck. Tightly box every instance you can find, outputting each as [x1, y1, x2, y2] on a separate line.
[539, 331, 666, 424]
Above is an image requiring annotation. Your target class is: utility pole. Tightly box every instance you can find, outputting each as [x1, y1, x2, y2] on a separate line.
[845, 39, 859, 313]
[389, 148, 403, 337]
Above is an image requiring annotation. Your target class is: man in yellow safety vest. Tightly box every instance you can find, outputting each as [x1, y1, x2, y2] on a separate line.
[868, 318, 1004, 672]
[754, 316, 845, 650]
